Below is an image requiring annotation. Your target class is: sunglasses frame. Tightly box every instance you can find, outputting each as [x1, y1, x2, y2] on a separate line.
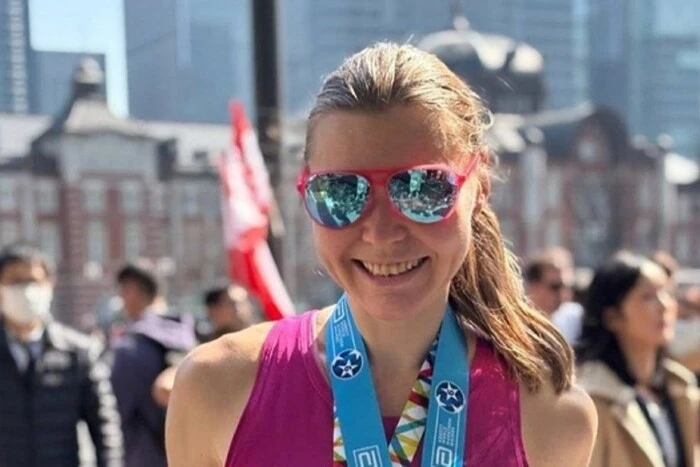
[296, 156, 480, 229]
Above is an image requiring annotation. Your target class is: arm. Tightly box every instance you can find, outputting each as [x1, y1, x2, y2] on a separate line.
[152, 366, 177, 408]
[109, 341, 141, 429]
[165, 324, 272, 467]
[521, 382, 598, 467]
[587, 399, 608, 467]
[81, 341, 124, 467]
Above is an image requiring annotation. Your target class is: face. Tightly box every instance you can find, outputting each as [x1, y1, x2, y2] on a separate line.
[306, 106, 483, 322]
[528, 266, 566, 316]
[608, 263, 676, 349]
[0, 260, 50, 287]
[0, 260, 53, 325]
[118, 280, 152, 319]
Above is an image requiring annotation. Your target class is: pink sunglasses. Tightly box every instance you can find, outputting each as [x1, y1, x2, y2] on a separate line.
[297, 157, 479, 229]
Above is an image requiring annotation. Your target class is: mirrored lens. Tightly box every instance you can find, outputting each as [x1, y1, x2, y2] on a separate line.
[388, 169, 459, 223]
[304, 173, 370, 228]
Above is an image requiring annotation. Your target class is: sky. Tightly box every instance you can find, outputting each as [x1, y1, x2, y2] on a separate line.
[29, 0, 128, 116]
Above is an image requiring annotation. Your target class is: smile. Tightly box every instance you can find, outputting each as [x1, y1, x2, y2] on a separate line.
[357, 258, 427, 277]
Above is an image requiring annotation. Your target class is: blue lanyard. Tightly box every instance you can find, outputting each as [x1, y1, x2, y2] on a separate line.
[327, 294, 470, 467]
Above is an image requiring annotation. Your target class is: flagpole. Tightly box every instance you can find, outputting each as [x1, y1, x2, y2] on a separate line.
[252, 0, 284, 273]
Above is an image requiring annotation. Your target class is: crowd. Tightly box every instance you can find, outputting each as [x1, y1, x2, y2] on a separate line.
[524, 246, 700, 466]
[0, 243, 256, 467]
[2, 41, 700, 467]
[0, 241, 698, 466]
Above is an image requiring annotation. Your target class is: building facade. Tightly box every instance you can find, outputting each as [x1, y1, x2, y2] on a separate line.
[464, 0, 589, 110]
[0, 0, 32, 114]
[0, 60, 232, 329]
[421, 25, 700, 269]
[31, 51, 107, 116]
[124, 0, 461, 121]
[589, 0, 700, 157]
[279, 0, 459, 114]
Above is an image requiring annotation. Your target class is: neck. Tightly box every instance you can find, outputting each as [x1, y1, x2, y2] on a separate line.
[617, 338, 659, 387]
[349, 297, 447, 376]
[4, 317, 43, 342]
[127, 307, 148, 321]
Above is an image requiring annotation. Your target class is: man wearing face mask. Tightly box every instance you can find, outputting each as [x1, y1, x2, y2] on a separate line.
[0, 243, 123, 467]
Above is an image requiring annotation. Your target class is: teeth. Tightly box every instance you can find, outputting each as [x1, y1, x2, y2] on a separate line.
[361, 259, 422, 277]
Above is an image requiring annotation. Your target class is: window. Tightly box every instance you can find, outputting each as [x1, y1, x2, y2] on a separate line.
[545, 220, 562, 247]
[678, 196, 691, 223]
[150, 185, 166, 214]
[637, 172, 654, 210]
[635, 219, 652, 251]
[0, 220, 19, 247]
[547, 171, 562, 208]
[123, 221, 142, 260]
[203, 186, 220, 218]
[36, 179, 58, 214]
[499, 219, 518, 247]
[83, 180, 106, 214]
[37, 222, 61, 265]
[87, 220, 106, 264]
[675, 231, 691, 263]
[490, 184, 511, 214]
[183, 223, 201, 266]
[121, 181, 143, 215]
[0, 177, 17, 211]
[182, 184, 199, 216]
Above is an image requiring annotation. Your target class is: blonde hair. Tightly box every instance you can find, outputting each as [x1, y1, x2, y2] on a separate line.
[304, 42, 573, 393]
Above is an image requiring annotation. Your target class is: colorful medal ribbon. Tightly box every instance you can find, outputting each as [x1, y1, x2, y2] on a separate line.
[328, 294, 469, 467]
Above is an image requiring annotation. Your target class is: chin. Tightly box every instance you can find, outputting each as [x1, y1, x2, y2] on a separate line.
[661, 329, 675, 345]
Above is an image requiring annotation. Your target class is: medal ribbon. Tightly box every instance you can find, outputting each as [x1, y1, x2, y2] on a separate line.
[328, 294, 469, 467]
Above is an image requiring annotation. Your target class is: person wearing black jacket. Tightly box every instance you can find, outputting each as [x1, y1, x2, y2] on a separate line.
[111, 262, 196, 467]
[0, 243, 123, 467]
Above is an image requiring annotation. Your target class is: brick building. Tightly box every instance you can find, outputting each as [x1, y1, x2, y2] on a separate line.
[421, 24, 700, 268]
[0, 59, 231, 329]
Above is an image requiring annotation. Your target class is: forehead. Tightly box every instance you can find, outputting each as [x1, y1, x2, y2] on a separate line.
[0, 260, 48, 283]
[636, 262, 668, 290]
[542, 265, 563, 280]
[308, 106, 458, 171]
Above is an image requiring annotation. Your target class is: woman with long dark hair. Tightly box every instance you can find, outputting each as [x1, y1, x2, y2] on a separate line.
[577, 252, 698, 467]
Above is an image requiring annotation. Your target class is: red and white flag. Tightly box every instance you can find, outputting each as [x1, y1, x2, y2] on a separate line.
[218, 100, 295, 321]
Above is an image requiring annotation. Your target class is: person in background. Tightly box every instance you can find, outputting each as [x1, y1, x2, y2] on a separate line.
[577, 252, 698, 467]
[652, 250, 680, 294]
[523, 250, 568, 317]
[524, 247, 584, 343]
[0, 243, 123, 467]
[152, 284, 255, 408]
[110, 262, 196, 467]
[201, 284, 255, 342]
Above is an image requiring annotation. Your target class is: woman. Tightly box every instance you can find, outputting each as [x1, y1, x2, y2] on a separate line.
[165, 43, 596, 466]
[577, 252, 699, 467]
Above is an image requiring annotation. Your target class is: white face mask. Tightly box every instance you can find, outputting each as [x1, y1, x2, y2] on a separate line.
[0, 284, 53, 325]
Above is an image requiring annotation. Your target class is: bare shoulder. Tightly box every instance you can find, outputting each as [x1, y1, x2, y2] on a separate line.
[165, 321, 276, 467]
[520, 380, 598, 467]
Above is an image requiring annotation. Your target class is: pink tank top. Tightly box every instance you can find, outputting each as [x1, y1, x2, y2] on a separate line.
[226, 311, 529, 466]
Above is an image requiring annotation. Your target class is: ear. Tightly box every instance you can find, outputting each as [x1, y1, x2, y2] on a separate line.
[602, 306, 622, 333]
[473, 173, 491, 216]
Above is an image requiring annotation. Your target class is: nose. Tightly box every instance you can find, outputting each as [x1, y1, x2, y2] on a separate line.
[360, 193, 408, 246]
[658, 289, 676, 315]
